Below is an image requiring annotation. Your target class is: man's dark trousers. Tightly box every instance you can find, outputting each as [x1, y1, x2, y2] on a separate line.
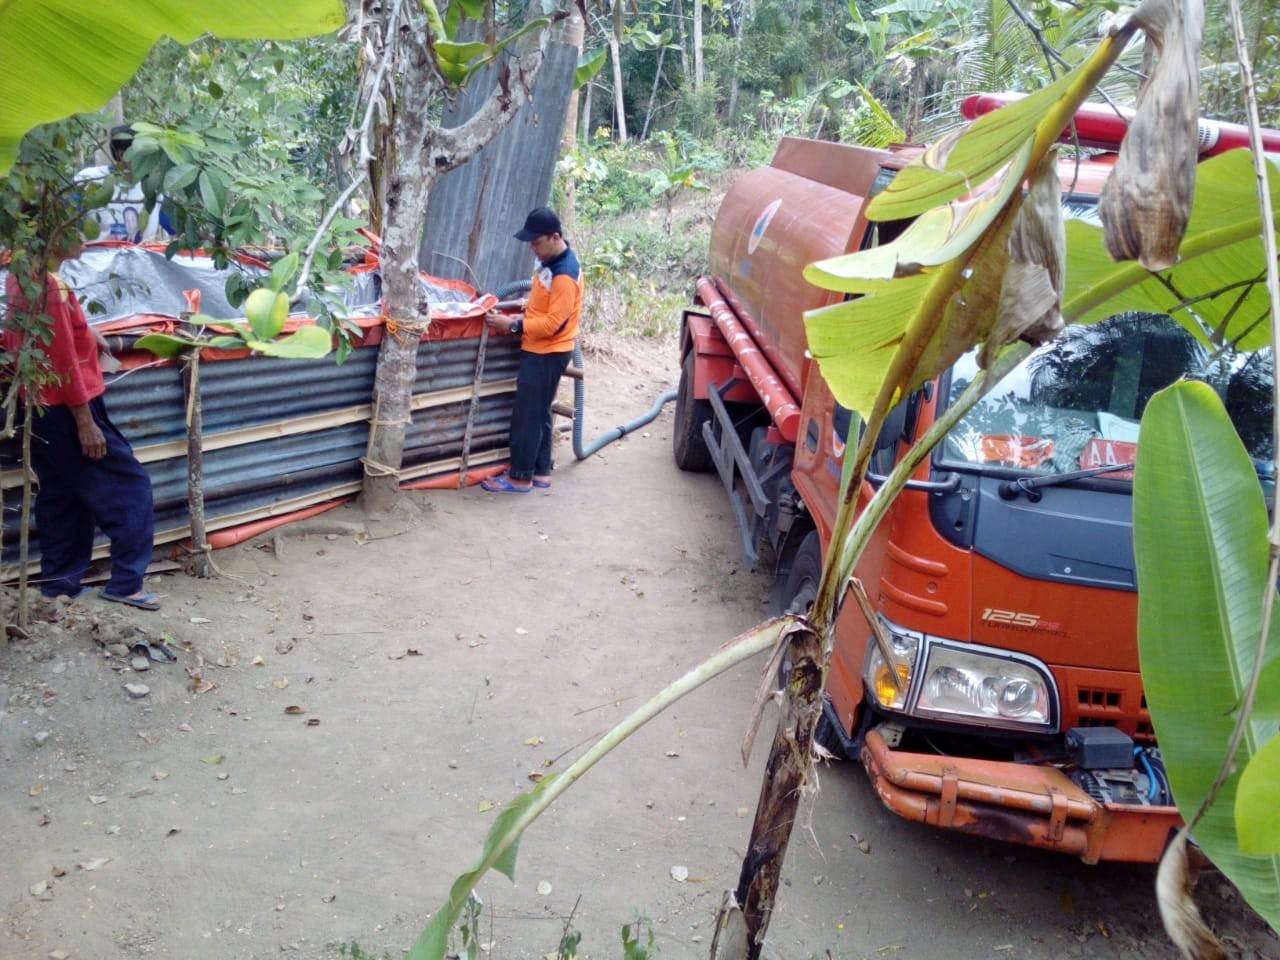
[508, 349, 572, 481]
[28, 397, 154, 598]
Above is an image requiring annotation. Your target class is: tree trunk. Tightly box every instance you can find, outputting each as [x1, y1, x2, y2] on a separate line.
[640, 45, 666, 141]
[675, 0, 690, 84]
[726, 12, 744, 125]
[607, 29, 628, 142]
[361, 35, 436, 514]
[558, 8, 586, 233]
[904, 60, 928, 141]
[693, 0, 704, 90]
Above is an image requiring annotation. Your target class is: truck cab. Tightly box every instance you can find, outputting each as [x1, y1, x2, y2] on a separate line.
[675, 121, 1274, 863]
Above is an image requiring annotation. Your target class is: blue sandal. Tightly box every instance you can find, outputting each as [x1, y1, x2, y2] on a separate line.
[100, 588, 162, 611]
[481, 474, 532, 494]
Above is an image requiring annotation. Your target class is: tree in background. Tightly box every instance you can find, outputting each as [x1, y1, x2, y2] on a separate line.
[119, 34, 359, 252]
[567, 0, 1278, 151]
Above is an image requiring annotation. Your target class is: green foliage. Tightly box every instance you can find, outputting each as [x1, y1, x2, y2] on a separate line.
[576, 0, 1277, 162]
[583, 272, 685, 341]
[429, 14, 550, 86]
[110, 35, 365, 351]
[670, 73, 724, 142]
[408, 778, 552, 960]
[559, 141, 663, 219]
[556, 918, 582, 960]
[134, 313, 332, 361]
[559, 135, 721, 221]
[558, 130, 721, 338]
[1239, 736, 1280, 853]
[620, 910, 660, 960]
[752, 79, 904, 146]
[1133, 382, 1280, 930]
[840, 83, 907, 147]
[577, 47, 609, 89]
[576, 216, 708, 340]
[119, 34, 363, 255]
[1202, 0, 1280, 127]
[134, 254, 331, 361]
[454, 892, 484, 960]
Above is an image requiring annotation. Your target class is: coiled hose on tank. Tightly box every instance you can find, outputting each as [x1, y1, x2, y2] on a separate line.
[494, 279, 677, 461]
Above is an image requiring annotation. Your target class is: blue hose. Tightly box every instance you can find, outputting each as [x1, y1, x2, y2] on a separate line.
[1135, 746, 1160, 802]
[571, 340, 678, 460]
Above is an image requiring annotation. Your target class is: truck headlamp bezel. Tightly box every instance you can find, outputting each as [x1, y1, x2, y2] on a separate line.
[863, 620, 1059, 734]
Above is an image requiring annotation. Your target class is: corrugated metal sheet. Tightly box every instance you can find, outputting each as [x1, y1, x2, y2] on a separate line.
[419, 39, 579, 293]
[1, 325, 519, 571]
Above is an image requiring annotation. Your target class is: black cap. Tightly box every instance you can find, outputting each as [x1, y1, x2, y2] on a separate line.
[514, 207, 562, 241]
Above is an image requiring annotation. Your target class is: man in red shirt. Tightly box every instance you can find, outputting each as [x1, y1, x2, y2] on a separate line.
[481, 207, 583, 493]
[4, 236, 159, 608]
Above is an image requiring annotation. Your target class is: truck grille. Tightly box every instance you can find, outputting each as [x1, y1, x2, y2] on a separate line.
[1071, 685, 1155, 743]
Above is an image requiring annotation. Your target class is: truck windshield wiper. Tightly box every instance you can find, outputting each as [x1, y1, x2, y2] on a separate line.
[998, 462, 1134, 502]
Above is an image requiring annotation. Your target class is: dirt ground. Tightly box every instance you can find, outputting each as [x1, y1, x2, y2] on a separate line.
[2, 336, 1277, 960]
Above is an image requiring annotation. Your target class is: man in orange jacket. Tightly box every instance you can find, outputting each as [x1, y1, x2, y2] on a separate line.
[482, 207, 583, 494]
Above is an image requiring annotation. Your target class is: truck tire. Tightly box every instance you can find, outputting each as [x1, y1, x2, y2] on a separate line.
[770, 532, 847, 758]
[673, 350, 713, 472]
[769, 530, 821, 618]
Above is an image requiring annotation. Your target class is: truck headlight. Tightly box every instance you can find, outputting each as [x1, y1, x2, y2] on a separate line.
[915, 642, 1055, 731]
[862, 618, 1058, 734]
[863, 624, 920, 711]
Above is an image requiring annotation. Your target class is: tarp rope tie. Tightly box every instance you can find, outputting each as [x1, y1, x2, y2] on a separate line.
[361, 393, 406, 480]
[360, 455, 401, 478]
[383, 314, 428, 344]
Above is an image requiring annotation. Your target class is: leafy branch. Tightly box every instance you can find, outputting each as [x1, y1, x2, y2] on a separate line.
[133, 252, 332, 360]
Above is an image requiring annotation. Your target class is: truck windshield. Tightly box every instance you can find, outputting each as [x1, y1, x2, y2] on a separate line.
[939, 313, 1274, 489]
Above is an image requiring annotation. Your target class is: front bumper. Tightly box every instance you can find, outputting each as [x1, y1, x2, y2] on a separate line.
[859, 728, 1182, 863]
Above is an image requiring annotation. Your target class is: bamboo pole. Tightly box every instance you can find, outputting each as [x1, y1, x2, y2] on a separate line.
[182, 351, 211, 578]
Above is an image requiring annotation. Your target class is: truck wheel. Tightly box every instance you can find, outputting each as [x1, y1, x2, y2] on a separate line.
[769, 531, 821, 618]
[771, 531, 821, 687]
[770, 532, 847, 759]
[673, 350, 713, 472]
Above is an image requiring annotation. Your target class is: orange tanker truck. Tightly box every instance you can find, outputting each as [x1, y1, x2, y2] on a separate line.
[674, 101, 1276, 863]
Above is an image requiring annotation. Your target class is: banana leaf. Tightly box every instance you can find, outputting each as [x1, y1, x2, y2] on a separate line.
[0, 0, 345, 174]
[1134, 381, 1280, 930]
[1063, 149, 1280, 350]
